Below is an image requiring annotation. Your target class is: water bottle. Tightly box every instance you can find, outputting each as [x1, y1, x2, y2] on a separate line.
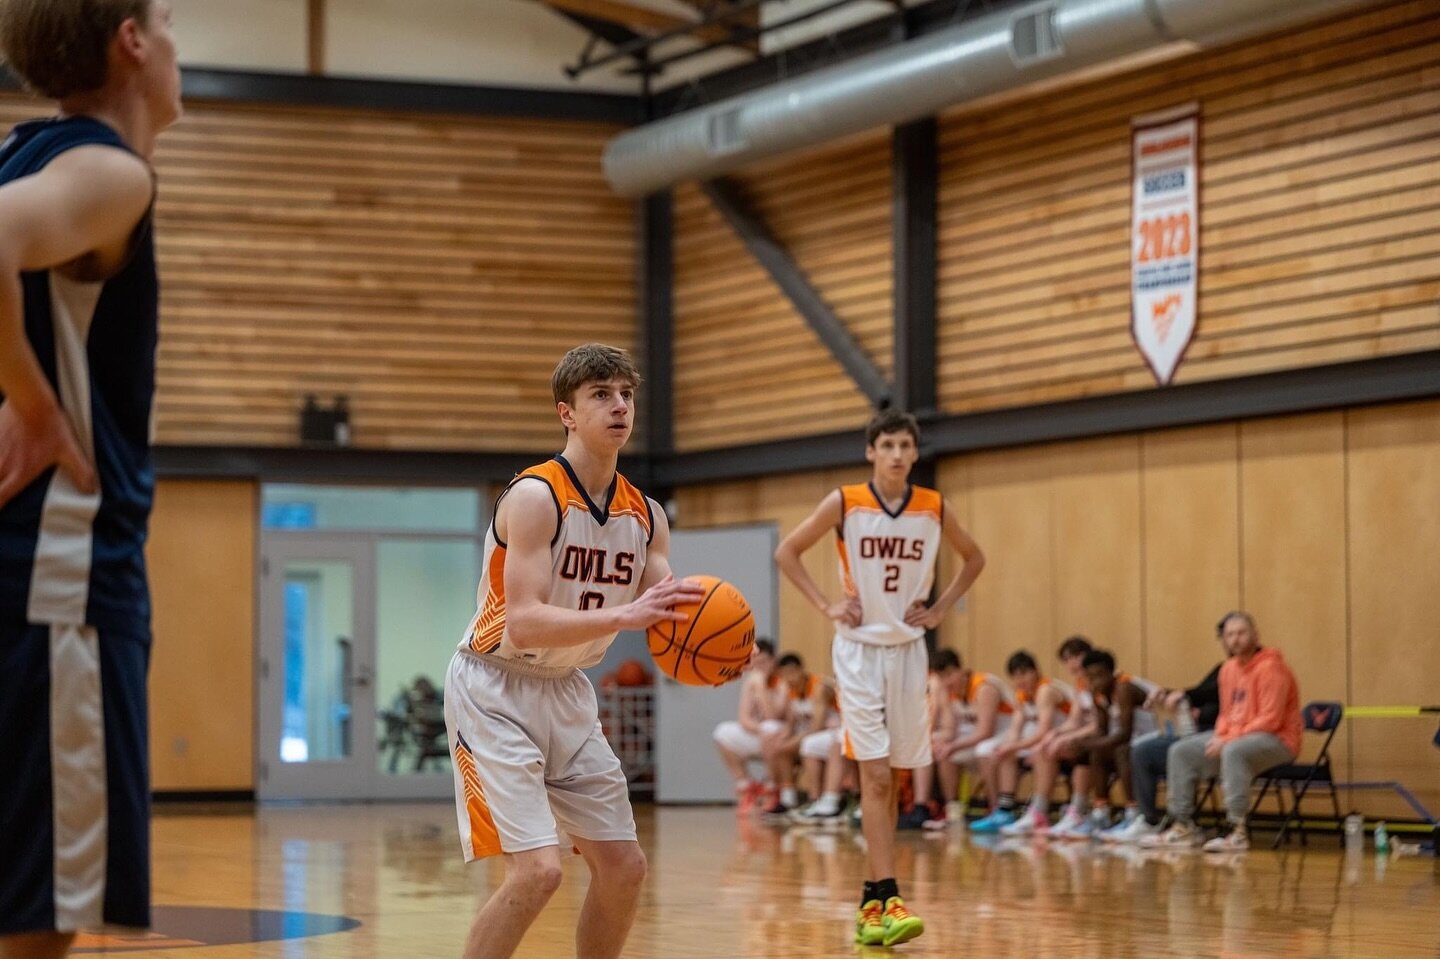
[1374, 821, 1390, 855]
[1344, 812, 1364, 857]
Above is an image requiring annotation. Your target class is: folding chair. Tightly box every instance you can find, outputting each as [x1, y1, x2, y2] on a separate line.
[1250, 701, 1344, 849]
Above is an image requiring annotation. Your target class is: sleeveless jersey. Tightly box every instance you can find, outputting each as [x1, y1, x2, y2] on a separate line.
[786, 673, 827, 727]
[835, 483, 943, 647]
[1095, 672, 1160, 739]
[460, 455, 653, 671]
[1017, 676, 1078, 720]
[0, 116, 158, 630]
[952, 671, 1018, 725]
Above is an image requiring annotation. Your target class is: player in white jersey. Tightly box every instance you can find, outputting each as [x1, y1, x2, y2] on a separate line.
[1072, 649, 1160, 840]
[775, 409, 985, 948]
[443, 344, 704, 959]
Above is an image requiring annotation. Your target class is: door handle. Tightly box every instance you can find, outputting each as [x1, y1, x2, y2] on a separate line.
[355, 663, 374, 689]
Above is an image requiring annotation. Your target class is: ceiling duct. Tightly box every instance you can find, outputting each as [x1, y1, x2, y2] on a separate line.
[603, 0, 1378, 196]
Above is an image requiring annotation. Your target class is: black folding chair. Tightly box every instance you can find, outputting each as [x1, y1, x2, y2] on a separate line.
[1250, 701, 1344, 849]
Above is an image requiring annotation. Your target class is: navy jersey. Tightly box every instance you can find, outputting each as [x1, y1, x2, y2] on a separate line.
[0, 117, 158, 630]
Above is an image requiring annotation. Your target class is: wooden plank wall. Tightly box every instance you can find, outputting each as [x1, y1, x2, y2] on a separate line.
[0, 95, 635, 452]
[673, 131, 892, 451]
[936, 0, 1440, 413]
[676, 397, 1440, 817]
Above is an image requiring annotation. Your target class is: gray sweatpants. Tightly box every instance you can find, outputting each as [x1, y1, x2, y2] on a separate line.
[1166, 732, 1295, 824]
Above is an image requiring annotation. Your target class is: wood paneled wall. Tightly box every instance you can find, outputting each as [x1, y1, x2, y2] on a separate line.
[147, 479, 258, 791]
[0, 95, 635, 452]
[673, 132, 892, 451]
[936, 0, 1440, 414]
[677, 398, 1440, 816]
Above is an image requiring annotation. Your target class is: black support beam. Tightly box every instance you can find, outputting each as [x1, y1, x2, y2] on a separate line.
[651, 351, 1440, 486]
[892, 117, 939, 421]
[701, 177, 892, 407]
[639, 191, 675, 496]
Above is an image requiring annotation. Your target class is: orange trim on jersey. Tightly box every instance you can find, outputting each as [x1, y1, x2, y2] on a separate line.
[842, 728, 856, 761]
[839, 482, 944, 522]
[469, 549, 507, 654]
[964, 671, 1016, 714]
[520, 459, 653, 539]
[835, 539, 859, 598]
[455, 738, 503, 858]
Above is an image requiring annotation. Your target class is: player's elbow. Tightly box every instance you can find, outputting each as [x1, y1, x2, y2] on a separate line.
[968, 548, 986, 573]
[505, 607, 543, 650]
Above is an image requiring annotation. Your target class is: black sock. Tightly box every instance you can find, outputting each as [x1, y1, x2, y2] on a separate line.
[874, 877, 900, 903]
[998, 793, 1016, 812]
[861, 881, 879, 908]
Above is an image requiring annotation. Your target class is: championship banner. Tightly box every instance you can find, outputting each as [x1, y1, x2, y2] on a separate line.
[1131, 108, 1199, 385]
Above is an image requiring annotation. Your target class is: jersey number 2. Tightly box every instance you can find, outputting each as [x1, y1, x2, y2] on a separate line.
[580, 591, 605, 610]
[883, 564, 900, 593]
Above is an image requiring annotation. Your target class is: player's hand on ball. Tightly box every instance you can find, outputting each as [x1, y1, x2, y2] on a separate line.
[622, 574, 706, 629]
[825, 596, 863, 627]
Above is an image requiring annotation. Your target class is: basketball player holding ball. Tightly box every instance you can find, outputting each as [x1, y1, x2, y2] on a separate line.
[443, 343, 704, 959]
[776, 408, 985, 948]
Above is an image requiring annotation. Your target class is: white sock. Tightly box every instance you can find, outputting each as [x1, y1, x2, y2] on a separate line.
[781, 787, 798, 806]
[811, 793, 841, 813]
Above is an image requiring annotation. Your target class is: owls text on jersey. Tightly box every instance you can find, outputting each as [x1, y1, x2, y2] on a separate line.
[459, 455, 653, 672]
[835, 483, 943, 647]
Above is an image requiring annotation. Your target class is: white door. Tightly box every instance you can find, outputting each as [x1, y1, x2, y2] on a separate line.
[258, 536, 377, 800]
[259, 531, 473, 801]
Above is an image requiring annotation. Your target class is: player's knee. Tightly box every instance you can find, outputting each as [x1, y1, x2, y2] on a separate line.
[615, 845, 648, 886]
[510, 859, 564, 901]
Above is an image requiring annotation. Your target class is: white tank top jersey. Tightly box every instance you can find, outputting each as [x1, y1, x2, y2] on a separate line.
[1018, 677, 1079, 721]
[835, 482, 944, 647]
[459, 455, 653, 672]
[1098, 672, 1161, 739]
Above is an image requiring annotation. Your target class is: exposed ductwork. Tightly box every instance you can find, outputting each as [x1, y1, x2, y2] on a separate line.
[603, 0, 1379, 196]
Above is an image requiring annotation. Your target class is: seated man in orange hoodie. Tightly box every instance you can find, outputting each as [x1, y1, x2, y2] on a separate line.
[1143, 611, 1300, 852]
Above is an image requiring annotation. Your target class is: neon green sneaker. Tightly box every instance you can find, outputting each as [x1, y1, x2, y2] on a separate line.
[881, 896, 925, 946]
[854, 898, 885, 945]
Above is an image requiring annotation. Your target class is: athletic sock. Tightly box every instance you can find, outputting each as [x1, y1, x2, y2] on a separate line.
[861, 881, 879, 908]
[874, 878, 900, 903]
[997, 793, 1016, 812]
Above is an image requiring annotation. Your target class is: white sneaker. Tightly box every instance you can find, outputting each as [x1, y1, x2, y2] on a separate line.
[1140, 819, 1204, 849]
[1202, 823, 1250, 853]
[1110, 815, 1159, 845]
[1001, 806, 1050, 837]
[944, 800, 966, 826]
[1047, 807, 1088, 840]
[1099, 808, 1141, 843]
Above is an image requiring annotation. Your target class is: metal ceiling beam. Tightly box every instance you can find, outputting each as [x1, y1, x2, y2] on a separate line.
[700, 177, 892, 408]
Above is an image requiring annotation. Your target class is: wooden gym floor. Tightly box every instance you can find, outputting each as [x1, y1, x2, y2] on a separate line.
[78, 803, 1437, 957]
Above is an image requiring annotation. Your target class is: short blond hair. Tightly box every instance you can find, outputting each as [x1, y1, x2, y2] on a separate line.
[0, 0, 151, 100]
[551, 344, 641, 407]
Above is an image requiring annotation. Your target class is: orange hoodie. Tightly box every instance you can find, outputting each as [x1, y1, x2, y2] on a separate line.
[1214, 647, 1302, 757]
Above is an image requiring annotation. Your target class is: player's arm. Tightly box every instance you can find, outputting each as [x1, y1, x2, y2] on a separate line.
[1017, 687, 1062, 751]
[503, 484, 703, 649]
[774, 490, 860, 627]
[0, 147, 152, 505]
[905, 501, 985, 630]
[950, 684, 1000, 751]
[737, 675, 765, 734]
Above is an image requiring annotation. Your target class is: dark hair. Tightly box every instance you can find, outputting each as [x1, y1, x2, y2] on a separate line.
[1057, 635, 1093, 660]
[754, 638, 776, 657]
[929, 648, 961, 672]
[777, 653, 803, 669]
[865, 408, 920, 447]
[1081, 649, 1116, 673]
[0, 0, 152, 100]
[1215, 611, 1256, 635]
[1006, 651, 1038, 675]
[551, 343, 641, 407]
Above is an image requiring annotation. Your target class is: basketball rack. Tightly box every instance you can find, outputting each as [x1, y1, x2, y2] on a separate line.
[600, 686, 656, 796]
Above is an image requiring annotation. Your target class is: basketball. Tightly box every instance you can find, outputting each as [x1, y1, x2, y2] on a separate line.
[647, 575, 754, 686]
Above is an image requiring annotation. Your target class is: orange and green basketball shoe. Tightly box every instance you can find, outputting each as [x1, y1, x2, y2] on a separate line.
[881, 896, 924, 946]
[854, 898, 885, 946]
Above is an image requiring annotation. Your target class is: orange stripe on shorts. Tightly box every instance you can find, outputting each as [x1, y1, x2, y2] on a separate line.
[454, 739, 503, 857]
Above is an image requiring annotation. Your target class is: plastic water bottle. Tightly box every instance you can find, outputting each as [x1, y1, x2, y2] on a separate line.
[1344, 812, 1364, 856]
[1374, 821, 1390, 855]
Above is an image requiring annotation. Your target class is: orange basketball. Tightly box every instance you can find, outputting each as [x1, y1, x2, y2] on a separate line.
[647, 575, 754, 686]
[615, 659, 651, 687]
